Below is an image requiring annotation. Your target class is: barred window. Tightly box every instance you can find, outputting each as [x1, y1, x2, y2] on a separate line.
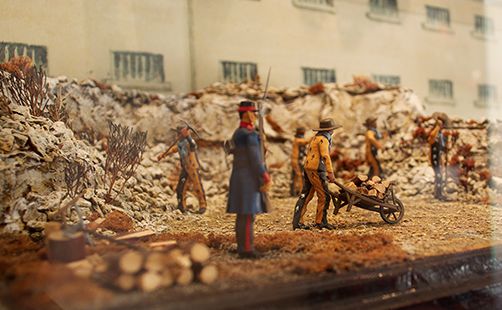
[112, 51, 165, 83]
[292, 0, 335, 13]
[425, 6, 450, 27]
[372, 74, 400, 86]
[369, 0, 398, 16]
[429, 79, 453, 99]
[302, 67, 336, 85]
[474, 15, 494, 35]
[478, 84, 497, 102]
[221, 61, 257, 83]
[0, 42, 48, 70]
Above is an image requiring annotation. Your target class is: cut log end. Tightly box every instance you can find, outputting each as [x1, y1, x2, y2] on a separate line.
[116, 274, 136, 291]
[139, 272, 162, 292]
[177, 268, 194, 286]
[190, 243, 210, 264]
[119, 251, 144, 274]
[199, 265, 218, 285]
[371, 175, 382, 183]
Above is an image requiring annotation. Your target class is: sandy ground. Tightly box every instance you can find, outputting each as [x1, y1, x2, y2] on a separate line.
[2, 195, 502, 310]
[160, 195, 502, 259]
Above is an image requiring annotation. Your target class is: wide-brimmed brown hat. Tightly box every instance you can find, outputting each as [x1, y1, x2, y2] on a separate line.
[364, 117, 377, 128]
[295, 127, 306, 135]
[312, 118, 342, 131]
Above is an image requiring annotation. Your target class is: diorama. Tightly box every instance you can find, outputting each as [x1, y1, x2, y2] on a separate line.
[2, 1, 502, 309]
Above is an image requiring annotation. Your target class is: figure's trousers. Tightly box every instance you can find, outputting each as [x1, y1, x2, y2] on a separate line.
[291, 160, 303, 196]
[235, 214, 255, 253]
[292, 170, 330, 227]
[176, 167, 207, 211]
[431, 147, 443, 197]
[366, 153, 382, 178]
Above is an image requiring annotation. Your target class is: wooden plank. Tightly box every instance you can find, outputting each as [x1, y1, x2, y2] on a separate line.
[116, 230, 156, 241]
[148, 240, 177, 248]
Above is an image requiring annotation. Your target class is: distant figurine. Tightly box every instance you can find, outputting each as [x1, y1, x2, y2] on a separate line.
[427, 113, 449, 201]
[157, 125, 207, 214]
[290, 127, 309, 196]
[292, 118, 341, 230]
[364, 117, 384, 178]
[227, 101, 271, 259]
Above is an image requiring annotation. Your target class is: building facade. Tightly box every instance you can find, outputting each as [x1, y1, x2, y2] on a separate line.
[1, 0, 501, 119]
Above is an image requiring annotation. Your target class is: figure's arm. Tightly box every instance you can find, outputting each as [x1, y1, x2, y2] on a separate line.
[299, 137, 310, 145]
[366, 131, 383, 149]
[427, 125, 440, 145]
[157, 144, 178, 161]
[247, 134, 269, 183]
[187, 136, 197, 151]
[319, 137, 334, 181]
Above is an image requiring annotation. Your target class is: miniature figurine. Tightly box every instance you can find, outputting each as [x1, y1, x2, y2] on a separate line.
[427, 113, 449, 201]
[227, 100, 271, 259]
[364, 117, 384, 178]
[290, 127, 309, 196]
[292, 118, 341, 230]
[157, 125, 207, 214]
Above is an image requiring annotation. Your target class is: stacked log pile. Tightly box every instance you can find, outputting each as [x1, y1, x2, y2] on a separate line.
[344, 175, 391, 200]
[68, 242, 218, 292]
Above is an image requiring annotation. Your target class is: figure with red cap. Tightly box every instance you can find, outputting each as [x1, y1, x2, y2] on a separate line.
[226, 100, 272, 259]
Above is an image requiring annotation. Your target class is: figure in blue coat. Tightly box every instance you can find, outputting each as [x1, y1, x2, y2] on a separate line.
[226, 100, 271, 259]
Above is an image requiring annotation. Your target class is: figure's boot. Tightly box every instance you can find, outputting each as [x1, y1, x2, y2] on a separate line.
[292, 197, 307, 230]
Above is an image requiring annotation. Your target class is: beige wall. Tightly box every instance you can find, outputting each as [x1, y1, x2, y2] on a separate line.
[0, 0, 192, 92]
[190, 0, 502, 120]
[1, 0, 502, 119]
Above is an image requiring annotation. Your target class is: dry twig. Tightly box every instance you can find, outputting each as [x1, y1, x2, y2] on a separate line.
[104, 121, 147, 202]
[64, 160, 92, 198]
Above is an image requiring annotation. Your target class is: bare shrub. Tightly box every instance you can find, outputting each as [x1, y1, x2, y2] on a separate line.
[64, 159, 92, 198]
[0, 56, 49, 117]
[104, 121, 147, 202]
[46, 85, 69, 123]
[0, 95, 11, 116]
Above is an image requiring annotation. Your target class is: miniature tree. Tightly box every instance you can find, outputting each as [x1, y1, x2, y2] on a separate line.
[64, 160, 92, 199]
[0, 56, 49, 117]
[104, 121, 147, 202]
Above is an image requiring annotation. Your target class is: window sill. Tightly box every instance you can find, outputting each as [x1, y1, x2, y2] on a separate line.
[474, 100, 498, 108]
[471, 31, 496, 42]
[425, 97, 455, 106]
[366, 11, 401, 24]
[421, 22, 454, 34]
[113, 80, 172, 92]
[292, 0, 335, 14]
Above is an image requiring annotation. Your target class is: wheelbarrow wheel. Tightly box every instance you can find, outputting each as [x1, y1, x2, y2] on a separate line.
[380, 198, 404, 224]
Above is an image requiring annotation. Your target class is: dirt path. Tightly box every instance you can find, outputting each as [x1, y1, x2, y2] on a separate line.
[154, 195, 502, 259]
[2, 196, 502, 309]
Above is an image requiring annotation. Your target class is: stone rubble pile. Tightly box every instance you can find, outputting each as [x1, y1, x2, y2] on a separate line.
[1, 77, 499, 237]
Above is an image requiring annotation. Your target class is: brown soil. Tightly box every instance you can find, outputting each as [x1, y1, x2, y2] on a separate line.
[2, 195, 502, 309]
[98, 210, 134, 233]
[0, 234, 112, 310]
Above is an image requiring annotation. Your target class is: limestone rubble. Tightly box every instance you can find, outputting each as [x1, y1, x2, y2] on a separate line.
[0, 77, 498, 237]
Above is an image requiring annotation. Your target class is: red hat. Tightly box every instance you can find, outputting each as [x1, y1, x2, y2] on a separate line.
[238, 100, 258, 112]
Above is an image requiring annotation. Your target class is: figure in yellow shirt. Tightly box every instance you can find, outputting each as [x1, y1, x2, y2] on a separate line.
[157, 125, 207, 214]
[292, 118, 341, 230]
[290, 127, 309, 196]
[364, 117, 384, 178]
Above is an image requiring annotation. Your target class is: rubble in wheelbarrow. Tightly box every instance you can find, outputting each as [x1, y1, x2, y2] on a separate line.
[344, 175, 392, 200]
